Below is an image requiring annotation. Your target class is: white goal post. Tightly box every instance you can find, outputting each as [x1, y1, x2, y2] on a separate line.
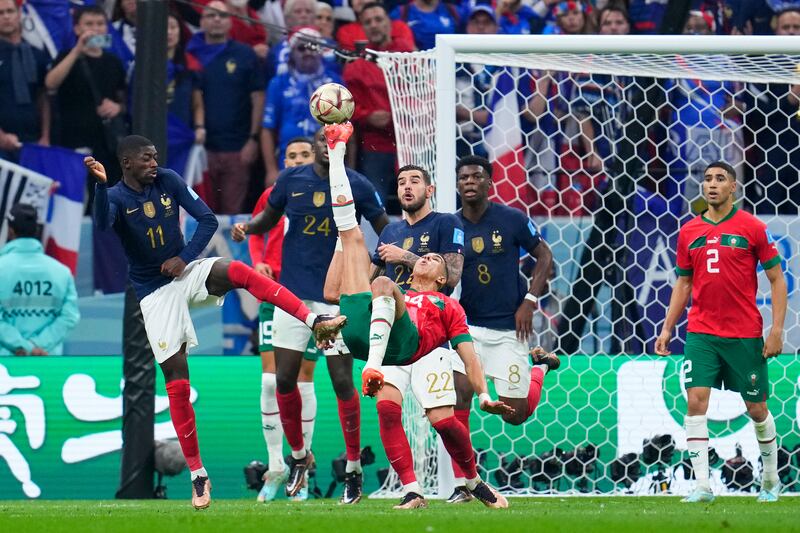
[370, 35, 800, 497]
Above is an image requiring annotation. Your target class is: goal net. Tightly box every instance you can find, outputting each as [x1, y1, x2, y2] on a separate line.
[371, 35, 800, 497]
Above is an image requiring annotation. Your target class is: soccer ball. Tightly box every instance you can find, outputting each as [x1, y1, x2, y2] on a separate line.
[309, 83, 355, 124]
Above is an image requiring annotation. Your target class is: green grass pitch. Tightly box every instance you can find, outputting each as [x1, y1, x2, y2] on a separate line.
[0, 497, 797, 532]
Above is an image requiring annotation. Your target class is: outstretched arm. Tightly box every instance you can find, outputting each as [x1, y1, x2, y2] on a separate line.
[232, 202, 283, 241]
[455, 342, 514, 416]
[654, 275, 692, 356]
[764, 264, 787, 358]
[85, 157, 117, 230]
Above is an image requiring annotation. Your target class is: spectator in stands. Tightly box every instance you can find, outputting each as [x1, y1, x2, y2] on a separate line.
[316, 2, 335, 38]
[187, 0, 264, 214]
[549, 0, 595, 34]
[266, 0, 330, 81]
[0, 203, 79, 356]
[45, 5, 127, 197]
[165, 14, 205, 174]
[336, 0, 414, 51]
[456, 5, 497, 159]
[389, 0, 458, 51]
[0, 0, 50, 162]
[730, 0, 781, 34]
[743, 7, 800, 214]
[597, 4, 630, 35]
[110, 0, 136, 76]
[627, 0, 668, 34]
[343, 2, 414, 205]
[261, 27, 342, 184]
[227, 0, 269, 60]
[666, 9, 744, 213]
[495, 0, 543, 34]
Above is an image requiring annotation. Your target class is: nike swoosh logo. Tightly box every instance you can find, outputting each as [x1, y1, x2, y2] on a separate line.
[184, 428, 195, 439]
[274, 288, 282, 297]
[126, 207, 139, 214]
[291, 192, 305, 197]
[435, 393, 450, 399]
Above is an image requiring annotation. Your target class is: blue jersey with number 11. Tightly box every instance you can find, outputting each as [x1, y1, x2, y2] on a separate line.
[94, 168, 218, 301]
[458, 203, 542, 330]
[269, 164, 385, 301]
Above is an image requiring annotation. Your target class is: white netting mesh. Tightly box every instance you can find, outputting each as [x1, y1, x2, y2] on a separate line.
[373, 43, 800, 496]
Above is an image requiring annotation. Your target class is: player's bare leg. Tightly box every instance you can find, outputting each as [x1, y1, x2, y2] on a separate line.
[746, 401, 780, 502]
[683, 386, 714, 503]
[160, 345, 211, 509]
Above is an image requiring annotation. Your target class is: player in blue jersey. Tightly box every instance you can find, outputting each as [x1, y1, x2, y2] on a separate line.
[451, 155, 559, 499]
[232, 127, 389, 504]
[364, 164, 469, 508]
[85, 135, 345, 510]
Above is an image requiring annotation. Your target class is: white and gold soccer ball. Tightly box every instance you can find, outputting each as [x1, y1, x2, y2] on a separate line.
[309, 83, 355, 124]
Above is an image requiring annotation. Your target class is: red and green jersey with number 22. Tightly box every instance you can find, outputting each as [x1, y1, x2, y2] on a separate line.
[675, 206, 781, 338]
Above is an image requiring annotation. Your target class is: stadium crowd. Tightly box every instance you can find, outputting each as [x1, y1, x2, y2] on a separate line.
[1, 0, 798, 224]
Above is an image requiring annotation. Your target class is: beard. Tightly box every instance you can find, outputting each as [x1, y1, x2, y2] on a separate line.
[401, 195, 427, 215]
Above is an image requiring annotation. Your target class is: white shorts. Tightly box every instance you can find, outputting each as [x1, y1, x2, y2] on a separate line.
[470, 325, 530, 399]
[140, 257, 224, 364]
[273, 299, 339, 354]
[382, 347, 456, 409]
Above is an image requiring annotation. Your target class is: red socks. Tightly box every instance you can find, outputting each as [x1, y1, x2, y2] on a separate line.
[527, 367, 545, 418]
[377, 400, 416, 485]
[228, 260, 311, 324]
[450, 408, 472, 479]
[276, 387, 305, 452]
[165, 379, 203, 471]
[433, 416, 478, 480]
[337, 391, 361, 461]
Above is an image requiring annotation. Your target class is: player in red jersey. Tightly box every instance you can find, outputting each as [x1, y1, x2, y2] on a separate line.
[249, 138, 318, 502]
[321, 121, 513, 508]
[656, 161, 787, 503]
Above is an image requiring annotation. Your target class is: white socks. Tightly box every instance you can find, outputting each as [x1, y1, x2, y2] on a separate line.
[328, 142, 358, 231]
[403, 481, 422, 495]
[365, 296, 395, 371]
[465, 476, 480, 491]
[190, 467, 208, 481]
[754, 412, 779, 489]
[685, 415, 710, 491]
[299, 381, 317, 451]
[260, 373, 285, 472]
[346, 459, 362, 474]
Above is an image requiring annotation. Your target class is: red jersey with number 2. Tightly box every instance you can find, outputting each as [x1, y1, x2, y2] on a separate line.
[404, 290, 472, 363]
[675, 207, 781, 338]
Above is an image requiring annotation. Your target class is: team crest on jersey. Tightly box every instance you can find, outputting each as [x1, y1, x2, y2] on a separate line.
[419, 232, 430, 252]
[491, 230, 503, 252]
[160, 194, 175, 217]
[313, 191, 325, 207]
[226, 59, 237, 74]
[402, 237, 414, 250]
[750, 373, 758, 386]
[471, 236, 484, 253]
[143, 201, 156, 218]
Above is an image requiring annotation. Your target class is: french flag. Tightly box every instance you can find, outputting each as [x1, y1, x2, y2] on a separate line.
[20, 144, 86, 273]
[484, 68, 533, 214]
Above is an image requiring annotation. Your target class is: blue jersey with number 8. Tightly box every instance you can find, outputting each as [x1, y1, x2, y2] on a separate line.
[458, 202, 542, 330]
